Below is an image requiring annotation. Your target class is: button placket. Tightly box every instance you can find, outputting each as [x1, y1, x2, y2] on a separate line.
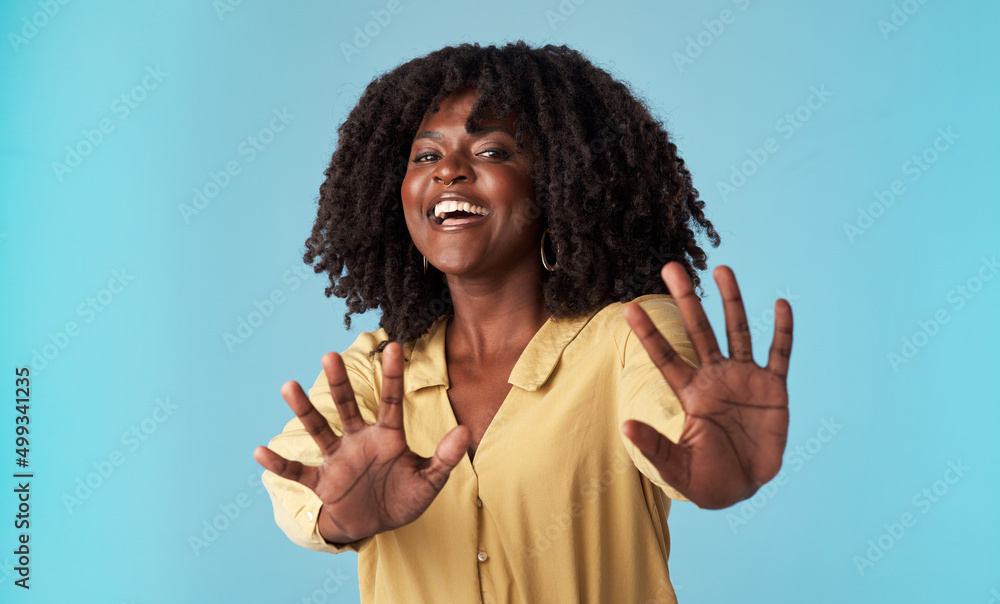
[476, 494, 487, 561]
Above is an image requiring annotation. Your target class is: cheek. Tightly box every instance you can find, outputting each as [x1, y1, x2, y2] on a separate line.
[400, 171, 418, 205]
[511, 161, 537, 201]
[401, 174, 424, 216]
[487, 166, 535, 203]
[500, 170, 539, 221]
[400, 173, 430, 246]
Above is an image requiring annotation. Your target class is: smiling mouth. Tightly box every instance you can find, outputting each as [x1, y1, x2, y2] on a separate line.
[428, 198, 491, 227]
[430, 210, 488, 226]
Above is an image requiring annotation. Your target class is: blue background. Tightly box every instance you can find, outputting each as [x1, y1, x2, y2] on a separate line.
[2, 0, 998, 602]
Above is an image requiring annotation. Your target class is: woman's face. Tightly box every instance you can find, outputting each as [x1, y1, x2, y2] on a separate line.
[401, 87, 542, 279]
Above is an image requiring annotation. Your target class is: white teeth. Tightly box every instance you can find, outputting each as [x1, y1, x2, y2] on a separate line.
[433, 200, 489, 217]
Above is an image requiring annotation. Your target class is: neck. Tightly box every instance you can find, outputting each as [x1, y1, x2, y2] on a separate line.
[444, 260, 550, 363]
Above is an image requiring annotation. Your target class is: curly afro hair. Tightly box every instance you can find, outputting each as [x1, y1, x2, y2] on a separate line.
[304, 40, 720, 352]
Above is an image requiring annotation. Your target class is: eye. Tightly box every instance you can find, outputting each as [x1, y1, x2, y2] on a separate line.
[411, 152, 439, 163]
[478, 147, 510, 160]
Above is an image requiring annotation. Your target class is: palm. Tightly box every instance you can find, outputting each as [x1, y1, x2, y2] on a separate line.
[622, 263, 793, 510]
[310, 424, 456, 538]
[255, 343, 470, 542]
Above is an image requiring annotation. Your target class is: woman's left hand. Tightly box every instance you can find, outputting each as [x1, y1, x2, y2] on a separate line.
[621, 262, 793, 509]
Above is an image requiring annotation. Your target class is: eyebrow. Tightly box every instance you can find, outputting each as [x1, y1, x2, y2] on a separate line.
[413, 125, 514, 141]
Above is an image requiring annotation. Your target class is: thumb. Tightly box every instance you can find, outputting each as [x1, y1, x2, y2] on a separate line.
[621, 420, 690, 492]
[422, 425, 471, 491]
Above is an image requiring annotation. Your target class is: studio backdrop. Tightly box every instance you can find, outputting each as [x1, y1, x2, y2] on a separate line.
[1, 0, 998, 602]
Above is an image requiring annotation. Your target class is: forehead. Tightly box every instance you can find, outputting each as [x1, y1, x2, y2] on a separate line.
[417, 87, 515, 130]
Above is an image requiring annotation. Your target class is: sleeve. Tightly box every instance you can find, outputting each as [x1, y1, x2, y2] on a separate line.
[617, 296, 700, 501]
[260, 332, 382, 554]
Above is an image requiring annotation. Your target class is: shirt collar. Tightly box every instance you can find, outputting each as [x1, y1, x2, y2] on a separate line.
[404, 308, 601, 394]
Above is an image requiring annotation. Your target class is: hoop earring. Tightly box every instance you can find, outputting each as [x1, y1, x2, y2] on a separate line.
[541, 228, 559, 272]
[423, 255, 428, 276]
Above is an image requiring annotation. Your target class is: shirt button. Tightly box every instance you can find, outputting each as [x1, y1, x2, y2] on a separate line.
[306, 511, 314, 521]
[476, 497, 483, 508]
[477, 551, 488, 562]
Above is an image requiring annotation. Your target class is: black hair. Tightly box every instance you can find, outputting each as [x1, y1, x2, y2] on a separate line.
[304, 41, 720, 352]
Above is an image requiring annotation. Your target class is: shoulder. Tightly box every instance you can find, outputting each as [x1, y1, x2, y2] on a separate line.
[579, 294, 692, 367]
[306, 327, 389, 398]
[586, 293, 683, 338]
[304, 319, 439, 399]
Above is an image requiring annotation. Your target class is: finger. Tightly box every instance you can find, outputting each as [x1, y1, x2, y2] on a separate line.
[421, 425, 471, 491]
[376, 342, 406, 435]
[621, 420, 691, 493]
[254, 445, 320, 491]
[713, 265, 753, 363]
[766, 298, 794, 379]
[321, 352, 366, 434]
[622, 301, 696, 390]
[661, 262, 723, 362]
[281, 380, 341, 456]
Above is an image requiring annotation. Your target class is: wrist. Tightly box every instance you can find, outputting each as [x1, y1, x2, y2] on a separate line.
[317, 504, 356, 545]
[318, 504, 381, 545]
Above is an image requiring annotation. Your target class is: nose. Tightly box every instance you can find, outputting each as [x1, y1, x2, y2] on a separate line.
[432, 152, 473, 187]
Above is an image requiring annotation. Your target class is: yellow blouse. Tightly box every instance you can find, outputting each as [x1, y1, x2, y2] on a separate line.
[261, 294, 699, 604]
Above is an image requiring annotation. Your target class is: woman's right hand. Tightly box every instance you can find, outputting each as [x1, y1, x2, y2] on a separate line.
[254, 342, 471, 544]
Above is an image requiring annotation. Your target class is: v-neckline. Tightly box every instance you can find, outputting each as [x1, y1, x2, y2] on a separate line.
[439, 313, 553, 468]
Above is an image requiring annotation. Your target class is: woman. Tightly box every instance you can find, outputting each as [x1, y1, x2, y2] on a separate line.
[254, 41, 793, 603]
